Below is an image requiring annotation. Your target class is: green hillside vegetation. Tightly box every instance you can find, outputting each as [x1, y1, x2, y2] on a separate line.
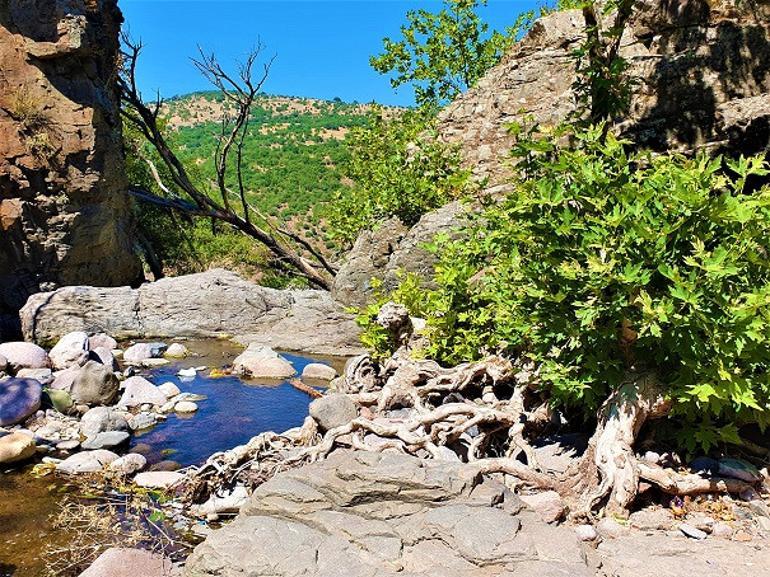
[164, 92, 373, 238]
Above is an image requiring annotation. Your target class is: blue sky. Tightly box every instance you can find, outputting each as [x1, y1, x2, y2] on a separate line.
[121, 1, 540, 106]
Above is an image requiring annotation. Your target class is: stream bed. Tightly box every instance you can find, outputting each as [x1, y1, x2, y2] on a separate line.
[0, 339, 345, 577]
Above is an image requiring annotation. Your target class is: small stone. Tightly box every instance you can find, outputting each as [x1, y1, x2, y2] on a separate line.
[49, 331, 90, 370]
[134, 471, 184, 489]
[520, 490, 566, 524]
[118, 376, 168, 407]
[56, 440, 80, 451]
[109, 453, 147, 475]
[175, 401, 198, 413]
[90, 347, 119, 370]
[46, 389, 74, 414]
[642, 451, 661, 464]
[165, 343, 189, 358]
[679, 523, 708, 540]
[596, 517, 627, 539]
[575, 524, 598, 541]
[629, 507, 674, 531]
[309, 393, 357, 432]
[711, 522, 733, 538]
[81, 431, 130, 450]
[177, 367, 197, 378]
[301, 363, 338, 381]
[158, 382, 181, 398]
[16, 368, 53, 386]
[128, 412, 157, 431]
[88, 333, 118, 351]
[232, 344, 295, 379]
[123, 342, 167, 364]
[0, 432, 36, 464]
[734, 529, 753, 542]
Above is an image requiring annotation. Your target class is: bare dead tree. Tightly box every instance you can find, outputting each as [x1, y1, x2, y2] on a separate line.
[118, 34, 337, 289]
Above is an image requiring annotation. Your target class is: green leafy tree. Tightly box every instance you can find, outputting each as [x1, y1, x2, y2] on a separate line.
[370, 124, 770, 450]
[370, 0, 514, 108]
[326, 108, 471, 245]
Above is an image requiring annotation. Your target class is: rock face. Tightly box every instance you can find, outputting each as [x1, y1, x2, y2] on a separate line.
[333, 203, 463, 307]
[437, 2, 770, 184]
[0, 0, 142, 341]
[21, 269, 363, 356]
[184, 451, 591, 577]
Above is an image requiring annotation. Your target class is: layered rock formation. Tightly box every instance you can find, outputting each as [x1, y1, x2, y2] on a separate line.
[334, 0, 770, 305]
[20, 269, 363, 356]
[438, 0, 770, 184]
[0, 0, 142, 340]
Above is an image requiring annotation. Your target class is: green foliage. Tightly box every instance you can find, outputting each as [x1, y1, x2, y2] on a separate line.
[384, 124, 770, 441]
[370, 0, 514, 108]
[326, 108, 472, 245]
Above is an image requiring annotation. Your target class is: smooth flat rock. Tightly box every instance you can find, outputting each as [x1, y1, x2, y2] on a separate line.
[81, 431, 130, 450]
[185, 451, 590, 577]
[109, 453, 147, 475]
[0, 378, 42, 426]
[15, 368, 53, 386]
[80, 406, 129, 437]
[302, 363, 338, 381]
[21, 269, 363, 356]
[56, 450, 119, 474]
[134, 471, 185, 490]
[78, 547, 178, 577]
[0, 342, 50, 372]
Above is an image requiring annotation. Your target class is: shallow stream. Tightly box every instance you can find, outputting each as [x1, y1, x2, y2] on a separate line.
[0, 339, 344, 577]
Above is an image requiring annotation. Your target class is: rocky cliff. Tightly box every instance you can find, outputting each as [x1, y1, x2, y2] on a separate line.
[0, 0, 142, 340]
[333, 0, 770, 305]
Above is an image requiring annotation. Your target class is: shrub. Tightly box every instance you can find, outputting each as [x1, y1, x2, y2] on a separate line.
[373, 124, 770, 448]
[327, 108, 472, 245]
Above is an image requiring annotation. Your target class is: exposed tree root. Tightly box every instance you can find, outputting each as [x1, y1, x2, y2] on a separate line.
[183, 339, 758, 516]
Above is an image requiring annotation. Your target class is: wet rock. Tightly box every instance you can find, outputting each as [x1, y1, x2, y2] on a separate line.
[78, 547, 178, 577]
[158, 382, 181, 398]
[88, 333, 118, 351]
[308, 393, 357, 432]
[109, 453, 147, 475]
[519, 490, 567, 524]
[70, 361, 120, 405]
[150, 460, 181, 472]
[128, 412, 158, 431]
[16, 368, 53, 386]
[80, 407, 129, 437]
[165, 343, 189, 358]
[718, 458, 762, 483]
[49, 331, 90, 370]
[0, 378, 42, 426]
[175, 401, 198, 413]
[81, 431, 130, 450]
[56, 449, 119, 474]
[134, 471, 184, 489]
[0, 342, 50, 372]
[302, 363, 338, 381]
[232, 344, 295, 379]
[0, 431, 36, 464]
[118, 376, 168, 407]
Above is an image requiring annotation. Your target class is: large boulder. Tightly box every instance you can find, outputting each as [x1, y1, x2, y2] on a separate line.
[184, 451, 590, 577]
[70, 360, 120, 405]
[0, 0, 142, 343]
[21, 270, 363, 356]
[78, 547, 178, 577]
[0, 342, 50, 372]
[0, 378, 42, 426]
[232, 344, 295, 380]
[49, 331, 90, 370]
[0, 431, 36, 464]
